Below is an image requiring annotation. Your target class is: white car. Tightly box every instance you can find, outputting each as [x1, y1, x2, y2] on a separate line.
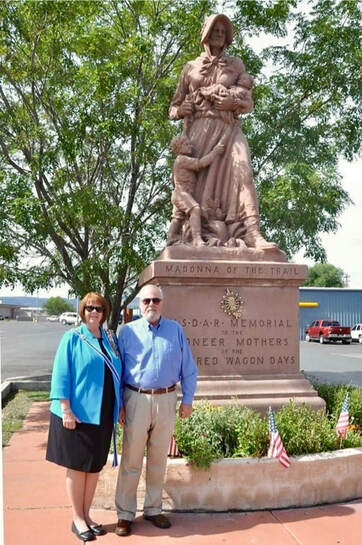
[351, 324, 362, 343]
[59, 312, 79, 325]
[46, 315, 59, 322]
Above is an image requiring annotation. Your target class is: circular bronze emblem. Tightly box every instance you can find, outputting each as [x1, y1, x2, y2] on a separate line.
[220, 288, 244, 319]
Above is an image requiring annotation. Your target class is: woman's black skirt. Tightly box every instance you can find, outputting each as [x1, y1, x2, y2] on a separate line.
[46, 363, 115, 473]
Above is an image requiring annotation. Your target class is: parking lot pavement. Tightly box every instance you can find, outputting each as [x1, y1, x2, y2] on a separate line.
[300, 340, 362, 387]
[0, 320, 65, 381]
[1, 320, 362, 387]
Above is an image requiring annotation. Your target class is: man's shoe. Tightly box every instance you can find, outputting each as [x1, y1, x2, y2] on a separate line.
[115, 519, 132, 537]
[143, 514, 171, 529]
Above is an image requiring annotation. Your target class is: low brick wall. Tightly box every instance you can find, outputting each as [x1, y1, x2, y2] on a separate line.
[94, 447, 362, 511]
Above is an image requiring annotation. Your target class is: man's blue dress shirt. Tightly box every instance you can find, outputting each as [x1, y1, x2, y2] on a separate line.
[118, 316, 198, 405]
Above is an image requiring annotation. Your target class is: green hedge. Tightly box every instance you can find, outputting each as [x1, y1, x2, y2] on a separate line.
[173, 384, 362, 468]
[314, 383, 362, 427]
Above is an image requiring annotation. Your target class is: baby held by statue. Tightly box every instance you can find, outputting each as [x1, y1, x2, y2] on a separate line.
[184, 73, 254, 125]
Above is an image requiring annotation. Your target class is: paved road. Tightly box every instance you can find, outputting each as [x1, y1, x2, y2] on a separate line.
[300, 339, 362, 387]
[1, 320, 362, 386]
[0, 320, 66, 381]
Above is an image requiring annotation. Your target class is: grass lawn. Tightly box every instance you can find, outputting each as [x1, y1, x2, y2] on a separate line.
[2, 390, 49, 447]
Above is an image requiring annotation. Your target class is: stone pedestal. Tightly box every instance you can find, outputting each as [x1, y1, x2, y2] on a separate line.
[139, 258, 325, 412]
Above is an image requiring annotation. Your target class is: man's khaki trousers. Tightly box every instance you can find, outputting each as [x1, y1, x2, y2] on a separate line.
[115, 387, 177, 521]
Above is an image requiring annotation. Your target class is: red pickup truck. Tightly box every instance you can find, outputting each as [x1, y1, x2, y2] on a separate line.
[305, 320, 352, 344]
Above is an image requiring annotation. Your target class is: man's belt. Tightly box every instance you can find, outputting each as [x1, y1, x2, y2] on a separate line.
[126, 384, 176, 395]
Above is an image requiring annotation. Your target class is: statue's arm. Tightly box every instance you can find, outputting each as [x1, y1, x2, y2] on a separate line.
[177, 155, 201, 172]
[195, 144, 225, 170]
[213, 57, 254, 115]
[198, 151, 218, 170]
[176, 155, 213, 173]
[232, 59, 254, 114]
[169, 65, 192, 120]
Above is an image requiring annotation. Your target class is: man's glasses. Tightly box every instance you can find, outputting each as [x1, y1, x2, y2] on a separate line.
[84, 305, 104, 313]
[141, 298, 162, 305]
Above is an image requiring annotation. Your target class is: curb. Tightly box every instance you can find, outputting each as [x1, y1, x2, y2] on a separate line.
[1, 375, 51, 403]
[95, 447, 362, 512]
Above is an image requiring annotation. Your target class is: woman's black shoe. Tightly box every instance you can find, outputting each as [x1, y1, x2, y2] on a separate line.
[71, 522, 96, 542]
[89, 524, 106, 536]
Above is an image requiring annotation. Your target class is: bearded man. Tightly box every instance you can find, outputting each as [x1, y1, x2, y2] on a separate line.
[115, 284, 198, 536]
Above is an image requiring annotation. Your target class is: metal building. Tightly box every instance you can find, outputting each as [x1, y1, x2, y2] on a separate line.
[298, 287, 362, 339]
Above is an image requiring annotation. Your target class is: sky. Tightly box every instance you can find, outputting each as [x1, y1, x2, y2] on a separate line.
[293, 158, 362, 288]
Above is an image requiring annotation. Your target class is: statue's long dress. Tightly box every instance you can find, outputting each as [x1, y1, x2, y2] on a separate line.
[169, 52, 259, 239]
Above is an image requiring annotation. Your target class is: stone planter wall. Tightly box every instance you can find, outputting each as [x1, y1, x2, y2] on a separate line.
[94, 447, 362, 511]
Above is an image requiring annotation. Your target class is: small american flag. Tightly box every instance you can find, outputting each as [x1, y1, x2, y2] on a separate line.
[268, 406, 291, 468]
[336, 392, 349, 439]
[168, 434, 181, 457]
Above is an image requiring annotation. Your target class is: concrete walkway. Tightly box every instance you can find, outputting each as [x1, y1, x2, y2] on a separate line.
[3, 402, 362, 545]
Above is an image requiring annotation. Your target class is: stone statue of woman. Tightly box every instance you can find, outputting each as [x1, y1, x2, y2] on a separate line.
[168, 13, 278, 251]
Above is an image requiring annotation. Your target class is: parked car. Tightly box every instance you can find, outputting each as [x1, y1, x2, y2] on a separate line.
[0, 314, 4, 320]
[58, 312, 79, 325]
[305, 319, 352, 344]
[46, 315, 59, 322]
[351, 324, 362, 344]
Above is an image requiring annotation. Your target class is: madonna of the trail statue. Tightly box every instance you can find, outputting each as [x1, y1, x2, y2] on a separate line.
[167, 13, 280, 254]
[137, 14, 320, 417]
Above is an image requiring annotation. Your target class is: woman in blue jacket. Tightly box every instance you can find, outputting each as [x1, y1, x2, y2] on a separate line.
[46, 292, 122, 542]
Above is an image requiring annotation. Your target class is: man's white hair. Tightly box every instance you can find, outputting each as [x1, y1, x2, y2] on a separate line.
[138, 284, 163, 301]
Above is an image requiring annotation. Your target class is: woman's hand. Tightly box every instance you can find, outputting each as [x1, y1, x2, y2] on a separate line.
[214, 94, 236, 111]
[214, 143, 225, 155]
[178, 99, 194, 117]
[118, 407, 126, 426]
[61, 408, 81, 430]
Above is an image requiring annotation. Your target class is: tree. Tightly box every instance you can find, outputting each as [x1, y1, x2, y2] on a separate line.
[232, 0, 360, 260]
[0, 0, 215, 329]
[43, 296, 75, 316]
[303, 263, 345, 287]
[0, 1, 360, 328]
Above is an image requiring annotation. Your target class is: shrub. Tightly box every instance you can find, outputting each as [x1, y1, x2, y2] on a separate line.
[172, 386, 362, 469]
[112, 385, 362, 468]
[173, 402, 224, 468]
[231, 407, 269, 458]
[275, 402, 339, 455]
[314, 383, 362, 427]
[176, 403, 269, 460]
[173, 402, 271, 466]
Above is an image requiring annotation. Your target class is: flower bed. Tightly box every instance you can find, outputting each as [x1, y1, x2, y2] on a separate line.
[172, 386, 362, 469]
[95, 384, 362, 511]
